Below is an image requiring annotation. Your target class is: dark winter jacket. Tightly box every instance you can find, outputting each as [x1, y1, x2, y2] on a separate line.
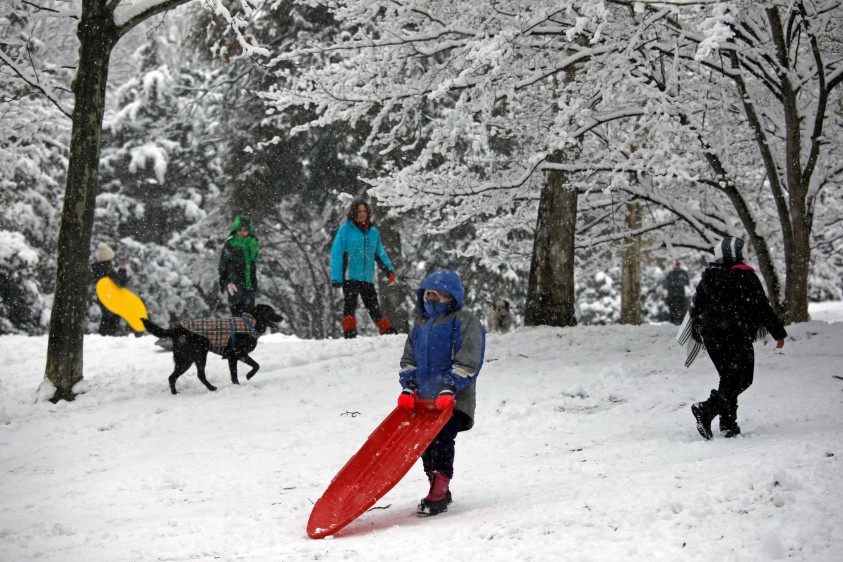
[663, 268, 690, 298]
[399, 270, 485, 431]
[91, 260, 128, 288]
[219, 217, 259, 293]
[691, 261, 787, 343]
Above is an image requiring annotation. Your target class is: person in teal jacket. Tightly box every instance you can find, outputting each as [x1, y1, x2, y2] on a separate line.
[330, 199, 397, 338]
[219, 216, 259, 315]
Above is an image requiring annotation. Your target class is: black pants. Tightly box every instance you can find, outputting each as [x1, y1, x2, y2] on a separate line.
[342, 280, 384, 322]
[667, 295, 687, 325]
[421, 414, 464, 479]
[703, 333, 754, 424]
[98, 306, 122, 336]
[228, 289, 255, 316]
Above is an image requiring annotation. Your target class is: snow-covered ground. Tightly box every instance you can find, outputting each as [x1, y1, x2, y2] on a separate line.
[1, 304, 842, 561]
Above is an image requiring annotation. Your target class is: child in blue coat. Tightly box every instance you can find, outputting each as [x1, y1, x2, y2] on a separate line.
[396, 270, 485, 515]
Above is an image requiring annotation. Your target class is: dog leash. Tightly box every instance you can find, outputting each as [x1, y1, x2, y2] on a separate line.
[229, 314, 259, 343]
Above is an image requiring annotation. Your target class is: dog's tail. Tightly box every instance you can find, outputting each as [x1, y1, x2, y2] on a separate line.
[141, 318, 177, 339]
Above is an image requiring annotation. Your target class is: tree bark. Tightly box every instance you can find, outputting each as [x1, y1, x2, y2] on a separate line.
[376, 215, 410, 333]
[44, 1, 118, 402]
[619, 201, 642, 325]
[524, 160, 578, 327]
[768, 5, 811, 323]
[785, 196, 812, 323]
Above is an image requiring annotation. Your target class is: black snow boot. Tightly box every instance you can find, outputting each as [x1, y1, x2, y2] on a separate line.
[691, 402, 715, 440]
[692, 389, 730, 440]
[720, 422, 741, 438]
[719, 403, 741, 438]
[691, 389, 721, 440]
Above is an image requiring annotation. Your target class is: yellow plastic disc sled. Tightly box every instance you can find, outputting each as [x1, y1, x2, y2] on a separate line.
[95, 277, 148, 332]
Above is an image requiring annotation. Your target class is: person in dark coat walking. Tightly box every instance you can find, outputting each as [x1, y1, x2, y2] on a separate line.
[330, 199, 397, 338]
[219, 216, 260, 316]
[688, 237, 787, 440]
[663, 259, 690, 325]
[91, 242, 129, 336]
[396, 270, 485, 515]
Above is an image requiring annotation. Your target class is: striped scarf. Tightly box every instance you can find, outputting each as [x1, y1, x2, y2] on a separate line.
[228, 235, 260, 290]
[677, 306, 770, 369]
[676, 308, 703, 368]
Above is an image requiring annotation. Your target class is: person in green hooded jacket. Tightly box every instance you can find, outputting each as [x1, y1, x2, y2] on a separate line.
[218, 216, 260, 315]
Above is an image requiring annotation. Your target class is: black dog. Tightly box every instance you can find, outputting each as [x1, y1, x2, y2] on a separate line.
[142, 304, 283, 394]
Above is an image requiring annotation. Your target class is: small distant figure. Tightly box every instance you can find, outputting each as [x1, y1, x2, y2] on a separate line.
[486, 298, 513, 333]
[91, 242, 129, 336]
[219, 216, 259, 316]
[329, 198, 397, 338]
[663, 258, 690, 325]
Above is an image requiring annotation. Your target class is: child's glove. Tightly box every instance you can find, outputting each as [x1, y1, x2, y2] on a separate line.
[388, 272, 396, 285]
[435, 387, 455, 410]
[397, 388, 415, 409]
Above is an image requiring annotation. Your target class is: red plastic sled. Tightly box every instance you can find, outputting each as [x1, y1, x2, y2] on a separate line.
[307, 398, 453, 539]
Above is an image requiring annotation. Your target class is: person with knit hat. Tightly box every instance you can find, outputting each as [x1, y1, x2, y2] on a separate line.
[329, 199, 397, 338]
[686, 236, 787, 440]
[91, 242, 129, 336]
[218, 216, 260, 315]
[396, 270, 485, 515]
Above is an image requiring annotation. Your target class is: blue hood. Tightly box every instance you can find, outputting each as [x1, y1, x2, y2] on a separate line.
[416, 270, 464, 314]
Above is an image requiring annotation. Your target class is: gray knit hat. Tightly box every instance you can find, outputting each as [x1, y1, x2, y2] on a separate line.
[714, 237, 744, 262]
[96, 242, 115, 262]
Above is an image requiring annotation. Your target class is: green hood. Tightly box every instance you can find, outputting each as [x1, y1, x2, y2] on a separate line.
[230, 215, 254, 235]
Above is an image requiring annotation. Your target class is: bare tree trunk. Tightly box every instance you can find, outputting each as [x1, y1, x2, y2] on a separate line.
[524, 163, 578, 327]
[376, 216, 410, 333]
[44, 0, 191, 401]
[785, 196, 811, 323]
[44, 3, 117, 402]
[619, 201, 641, 325]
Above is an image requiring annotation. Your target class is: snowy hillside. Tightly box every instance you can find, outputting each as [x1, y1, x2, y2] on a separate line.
[1, 309, 842, 561]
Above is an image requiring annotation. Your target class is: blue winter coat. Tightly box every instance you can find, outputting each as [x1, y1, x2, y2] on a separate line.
[330, 220, 394, 284]
[399, 270, 485, 430]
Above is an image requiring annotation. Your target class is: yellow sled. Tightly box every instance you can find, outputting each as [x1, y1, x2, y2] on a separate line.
[95, 277, 148, 332]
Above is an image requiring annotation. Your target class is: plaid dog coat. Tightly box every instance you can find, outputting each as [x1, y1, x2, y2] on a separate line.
[179, 313, 259, 356]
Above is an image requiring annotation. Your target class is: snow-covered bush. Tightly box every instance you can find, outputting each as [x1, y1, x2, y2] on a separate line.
[0, 231, 48, 334]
